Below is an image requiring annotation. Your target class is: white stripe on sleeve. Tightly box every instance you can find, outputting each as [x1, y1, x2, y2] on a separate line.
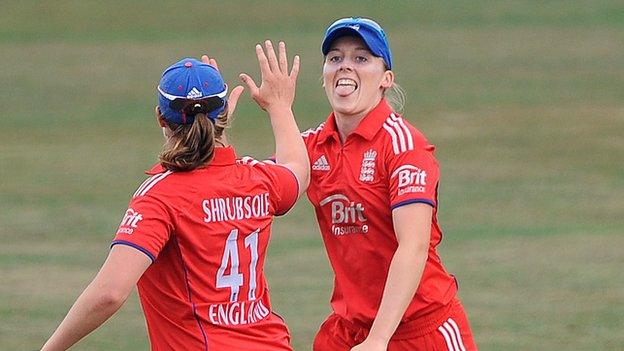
[391, 113, 414, 150]
[443, 321, 462, 351]
[389, 119, 407, 152]
[448, 318, 467, 351]
[138, 171, 172, 197]
[438, 323, 456, 351]
[133, 175, 158, 197]
[382, 123, 400, 154]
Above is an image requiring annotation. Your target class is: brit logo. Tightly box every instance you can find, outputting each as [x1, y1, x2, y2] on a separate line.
[312, 155, 330, 171]
[359, 149, 377, 182]
[186, 87, 203, 99]
[116, 208, 143, 235]
[390, 165, 427, 196]
[320, 194, 368, 236]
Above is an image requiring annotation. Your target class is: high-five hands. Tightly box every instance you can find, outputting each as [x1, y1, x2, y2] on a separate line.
[239, 40, 300, 113]
[199, 55, 245, 121]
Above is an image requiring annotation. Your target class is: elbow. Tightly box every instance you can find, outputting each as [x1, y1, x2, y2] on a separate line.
[285, 162, 310, 193]
[398, 240, 429, 263]
[300, 170, 310, 191]
[93, 290, 128, 311]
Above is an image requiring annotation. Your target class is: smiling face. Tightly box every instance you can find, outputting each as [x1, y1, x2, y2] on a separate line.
[323, 35, 394, 120]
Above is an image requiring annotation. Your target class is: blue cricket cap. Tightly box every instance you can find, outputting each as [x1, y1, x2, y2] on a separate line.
[321, 17, 392, 69]
[157, 58, 228, 125]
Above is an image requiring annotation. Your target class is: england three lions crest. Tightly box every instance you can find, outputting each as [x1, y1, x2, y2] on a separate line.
[359, 149, 377, 182]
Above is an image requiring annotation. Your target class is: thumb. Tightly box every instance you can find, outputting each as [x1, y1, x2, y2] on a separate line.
[226, 85, 245, 118]
[239, 73, 259, 98]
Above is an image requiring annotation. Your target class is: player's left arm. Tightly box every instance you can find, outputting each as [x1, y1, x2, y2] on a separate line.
[351, 203, 431, 351]
[41, 245, 151, 351]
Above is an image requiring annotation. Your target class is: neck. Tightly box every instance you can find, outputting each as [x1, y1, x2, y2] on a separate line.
[333, 99, 381, 144]
[334, 112, 365, 143]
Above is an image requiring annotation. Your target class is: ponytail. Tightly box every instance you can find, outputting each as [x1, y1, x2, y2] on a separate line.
[159, 105, 230, 172]
[385, 81, 405, 114]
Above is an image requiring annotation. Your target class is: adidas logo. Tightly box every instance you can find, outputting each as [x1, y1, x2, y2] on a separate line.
[312, 155, 330, 171]
[186, 87, 203, 99]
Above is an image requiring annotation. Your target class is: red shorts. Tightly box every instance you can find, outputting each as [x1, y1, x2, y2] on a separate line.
[201, 312, 292, 351]
[313, 298, 477, 351]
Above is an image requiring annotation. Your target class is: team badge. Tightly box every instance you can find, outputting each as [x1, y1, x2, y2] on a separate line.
[359, 149, 377, 182]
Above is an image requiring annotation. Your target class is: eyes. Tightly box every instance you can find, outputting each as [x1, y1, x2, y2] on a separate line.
[326, 54, 369, 64]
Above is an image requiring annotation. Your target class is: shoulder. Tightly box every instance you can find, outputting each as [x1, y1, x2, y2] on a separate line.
[132, 170, 175, 199]
[379, 113, 433, 155]
[236, 156, 298, 194]
[301, 122, 326, 145]
[131, 169, 200, 210]
[236, 156, 293, 180]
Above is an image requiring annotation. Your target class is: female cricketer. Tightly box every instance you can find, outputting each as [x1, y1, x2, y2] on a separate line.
[41, 41, 308, 350]
[304, 17, 478, 350]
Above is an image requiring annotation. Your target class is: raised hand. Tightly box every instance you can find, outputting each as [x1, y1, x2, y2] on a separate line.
[239, 40, 300, 113]
[200, 54, 244, 121]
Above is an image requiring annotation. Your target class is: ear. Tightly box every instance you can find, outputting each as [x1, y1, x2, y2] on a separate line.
[380, 70, 394, 89]
[155, 106, 167, 127]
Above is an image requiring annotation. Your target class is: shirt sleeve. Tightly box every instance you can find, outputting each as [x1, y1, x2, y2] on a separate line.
[259, 163, 300, 216]
[386, 143, 440, 210]
[111, 195, 174, 262]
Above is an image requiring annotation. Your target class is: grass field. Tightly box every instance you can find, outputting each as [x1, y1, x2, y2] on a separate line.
[1, 1, 623, 350]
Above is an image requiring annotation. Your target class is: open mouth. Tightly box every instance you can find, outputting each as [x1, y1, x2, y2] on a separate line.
[335, 78, 358, 96]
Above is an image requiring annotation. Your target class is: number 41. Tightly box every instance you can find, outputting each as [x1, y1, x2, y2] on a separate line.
[216, 229, 259, 302]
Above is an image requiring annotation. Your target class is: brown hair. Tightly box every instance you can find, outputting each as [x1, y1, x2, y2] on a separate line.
[159, 105, 231, 172]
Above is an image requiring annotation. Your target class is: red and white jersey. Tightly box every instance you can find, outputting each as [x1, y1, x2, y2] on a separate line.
[112, 146, 298, 351]
[303, 99, 458, 327]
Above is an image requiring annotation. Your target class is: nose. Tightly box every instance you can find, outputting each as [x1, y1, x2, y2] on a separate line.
[339, 59, 353, 72]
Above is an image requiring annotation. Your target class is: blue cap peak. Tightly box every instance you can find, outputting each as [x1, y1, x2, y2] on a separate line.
[322, 17, 392, 69]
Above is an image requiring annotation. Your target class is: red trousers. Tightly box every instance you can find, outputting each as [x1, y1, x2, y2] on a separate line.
[313, 298, 477, 351]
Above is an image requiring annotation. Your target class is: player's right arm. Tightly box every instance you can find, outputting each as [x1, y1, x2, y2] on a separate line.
[240, 40, 309, 196]
[41, 245, 151, 351]
[42, 183, 173, 351]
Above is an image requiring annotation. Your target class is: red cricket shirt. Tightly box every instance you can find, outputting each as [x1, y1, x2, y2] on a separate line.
[303, 99, 458, 327]
[112, 146, 298, 351]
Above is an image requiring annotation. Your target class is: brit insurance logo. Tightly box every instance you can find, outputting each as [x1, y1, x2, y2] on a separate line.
[390, 165, 427, 196]
[116, 208, 143, 235]
[319, 194, 368, 236]
[359, 149, 377, 182]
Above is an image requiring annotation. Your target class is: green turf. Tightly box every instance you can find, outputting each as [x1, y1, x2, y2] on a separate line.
[1, 1, 623, 350]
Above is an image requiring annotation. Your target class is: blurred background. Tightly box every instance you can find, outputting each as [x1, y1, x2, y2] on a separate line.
[1, 1, 623, 350]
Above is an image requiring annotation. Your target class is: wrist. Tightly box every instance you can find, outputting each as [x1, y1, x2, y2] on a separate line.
[365, 331, 390, 345]
[266, 104, 292, 115]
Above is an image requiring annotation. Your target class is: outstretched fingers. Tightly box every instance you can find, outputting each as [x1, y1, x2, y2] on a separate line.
[264, 40, 280, 73]
[278, 41, 288, 73]
[290, 54, 300, 81]
[200, 54, 219, 71]
[255, 44, 271, 79]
